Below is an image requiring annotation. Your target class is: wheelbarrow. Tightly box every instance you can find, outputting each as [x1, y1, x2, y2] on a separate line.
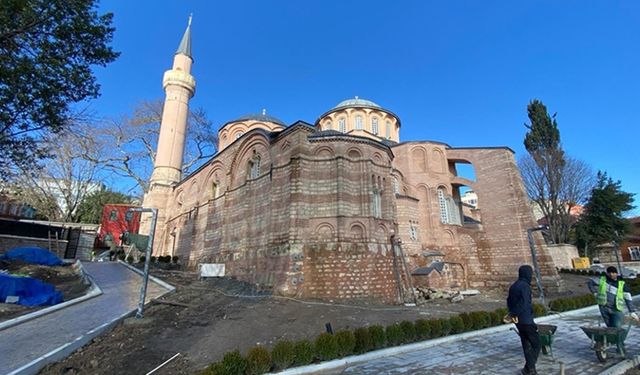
[580, 324, 631, 363]
[511, 324, 558, 356]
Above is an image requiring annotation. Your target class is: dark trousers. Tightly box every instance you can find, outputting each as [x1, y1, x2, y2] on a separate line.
[516, 323, 541, 373]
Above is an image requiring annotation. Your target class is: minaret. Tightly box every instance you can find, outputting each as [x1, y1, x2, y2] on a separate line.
[149, 15, 196, 186]
[141, 16, 195, 251]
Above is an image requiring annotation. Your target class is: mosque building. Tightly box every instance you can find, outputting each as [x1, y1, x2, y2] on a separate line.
[141, 18, 561, 303]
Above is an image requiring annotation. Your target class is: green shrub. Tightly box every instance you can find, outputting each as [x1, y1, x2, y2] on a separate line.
[439, 318, 452, 335]
[271, 340, 295, 370]
[139, 255, 146, 263]
[449, 315, 465, 334]
[293, 340, 315, 366]
[315, 333, 338, 361]
[400, 321, 416, 343]
[489, 311, 503, 326]
[415, 319, 431, 340]
[369, 325, 386, 349]
[246, 346, 271, 375]
[429, 319, 443, 338]
[200, 362, 224, 375]
[117, 252, 126, 261]
[172, 255, 180, 263]
[459, 312, 473, 331]
[472, 311, 491, 329]
[385, 323, 404, 346]
[533, 303, 546, 317]
[220, 350, 247, 375]
[150, 256, 157, 263]
[126, 255, 134, 264]
[353, 327, 373, 354]
[335, 330, 356, 357]
[549, 298, 566, 312]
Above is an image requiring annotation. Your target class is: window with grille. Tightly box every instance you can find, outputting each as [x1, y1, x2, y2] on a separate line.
[437, 188, 449, 224]
[109, 210, 117, 221]
[372, 190, 382, 218]
[339, 118, 346, 132]
[630, 246, 640, 261]
[249, 157, 261, 179]
[372, 118, 379, 135]
[355, 115, 363, 130]
[409, 223, 417, 241]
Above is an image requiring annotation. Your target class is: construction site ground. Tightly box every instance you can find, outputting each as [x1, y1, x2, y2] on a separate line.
[40, 268, 592, 375]
[0, 260, 88, 322]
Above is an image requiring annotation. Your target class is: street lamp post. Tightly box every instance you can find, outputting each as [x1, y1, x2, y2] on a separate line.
[127, 207, 158, 319]
[526, 226, 547, 306]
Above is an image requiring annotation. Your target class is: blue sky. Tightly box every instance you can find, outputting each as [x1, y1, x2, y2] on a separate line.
[93, 1, 639, 213]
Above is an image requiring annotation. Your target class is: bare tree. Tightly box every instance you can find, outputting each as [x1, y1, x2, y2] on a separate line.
[80, 99, 217, 195]
[519, 154, 596, 243]
[9, 128, 105, 222]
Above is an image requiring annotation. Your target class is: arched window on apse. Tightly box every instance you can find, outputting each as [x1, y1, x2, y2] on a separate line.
[339, 118, 346, 132]
[355, 115, 363, 130]
[385, 121, 391, 139]
[437, 187, 449, 224]
[211, 180, 220, 198]
[235, 131, 244, 139]
[249, 156, 261, 179]
[372, 189, 382, 218]
[372, 118, 379, 135]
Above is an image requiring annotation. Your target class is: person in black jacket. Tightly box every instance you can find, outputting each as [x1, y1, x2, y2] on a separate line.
[507, 265, 541, 375]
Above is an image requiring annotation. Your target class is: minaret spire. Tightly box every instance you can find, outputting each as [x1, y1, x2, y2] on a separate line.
[176, 14, 192, 58]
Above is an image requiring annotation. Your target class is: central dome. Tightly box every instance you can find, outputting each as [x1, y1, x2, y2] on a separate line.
[333, 97, 381, 110]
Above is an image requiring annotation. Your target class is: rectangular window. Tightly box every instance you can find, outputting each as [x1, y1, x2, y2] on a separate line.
[125, 211, 133, 222]
[355, 116, 363, 130]
[109, 210, 117, 221]
[372, 190, 381, 218]
[339, 118, 346, 132]
[629, 246, 640, 261]
[409, 224, 417, 241]
[386, 122, 391, 138]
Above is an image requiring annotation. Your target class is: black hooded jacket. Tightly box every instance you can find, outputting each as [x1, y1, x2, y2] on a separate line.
[507, 265, 535, 325]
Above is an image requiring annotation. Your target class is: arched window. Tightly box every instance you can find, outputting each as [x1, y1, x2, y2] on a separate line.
[338, 118, 346, 132]
[249, 156, 261, 179]
[355, 115, 363, 130]
[392, 176, 400, 195]
[437, 188, 449, 224]
[386, 121, 391, 138]
[109, 210, 117, 221]
[372, 117, 379, 135]
[212, 180, 220, 198]
[326, 121, 332, 130]
[372, 189, 382, 218]
[409, 222, 417, 241]
[235, 131, 244, 139]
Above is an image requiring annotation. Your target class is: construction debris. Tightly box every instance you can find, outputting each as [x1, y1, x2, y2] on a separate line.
[414, 287, 467, 303]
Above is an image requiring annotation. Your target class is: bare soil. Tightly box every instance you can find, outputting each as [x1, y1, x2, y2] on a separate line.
[0, 260, 89, 322]
[38, 270, 591, 375]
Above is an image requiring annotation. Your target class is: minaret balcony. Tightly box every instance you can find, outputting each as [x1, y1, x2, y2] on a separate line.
[163, 70, 196, 94]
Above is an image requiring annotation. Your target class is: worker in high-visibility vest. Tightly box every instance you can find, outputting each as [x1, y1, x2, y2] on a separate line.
[588, 266, 639, 327]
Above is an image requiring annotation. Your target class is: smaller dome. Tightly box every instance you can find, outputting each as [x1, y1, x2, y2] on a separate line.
[333, 97, 381, 110]
[232, 113, 285, 126]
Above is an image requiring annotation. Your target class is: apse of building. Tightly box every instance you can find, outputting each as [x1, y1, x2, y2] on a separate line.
[141, 18, 562, 304]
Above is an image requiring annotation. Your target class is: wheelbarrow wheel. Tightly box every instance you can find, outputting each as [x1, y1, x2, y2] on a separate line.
[541, 345, 551, 355]
[595, 342, 607, 363]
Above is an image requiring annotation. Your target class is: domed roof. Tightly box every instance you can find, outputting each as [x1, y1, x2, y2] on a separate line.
[333, 97, 381, 110]
[223, 110, 286, 128]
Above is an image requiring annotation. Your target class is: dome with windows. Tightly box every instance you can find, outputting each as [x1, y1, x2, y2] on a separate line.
[316, 97, 402, 143]
[217, 110, 286, 152]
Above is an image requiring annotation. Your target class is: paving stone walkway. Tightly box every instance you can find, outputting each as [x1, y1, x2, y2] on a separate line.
[324, 307, 640, 375]
[0, 262, 168, 375]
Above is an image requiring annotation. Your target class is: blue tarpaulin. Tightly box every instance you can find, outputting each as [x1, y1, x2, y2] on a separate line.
[0, 274, 63, 306]
[1, 246, 64, 266]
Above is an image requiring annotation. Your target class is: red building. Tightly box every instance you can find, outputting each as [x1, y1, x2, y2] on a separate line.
[98, 204, 141, 248]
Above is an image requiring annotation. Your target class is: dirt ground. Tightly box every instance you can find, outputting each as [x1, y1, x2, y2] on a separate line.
[0, 260, 89, 322]
[38, 269, 592, 375]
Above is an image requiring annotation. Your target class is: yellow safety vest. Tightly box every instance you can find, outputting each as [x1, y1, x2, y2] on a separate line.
[598, 276, 625, 311]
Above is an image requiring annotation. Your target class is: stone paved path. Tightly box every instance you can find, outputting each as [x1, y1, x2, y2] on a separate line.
[0, 262, 168, 375]
[324, 307, 640, 375]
